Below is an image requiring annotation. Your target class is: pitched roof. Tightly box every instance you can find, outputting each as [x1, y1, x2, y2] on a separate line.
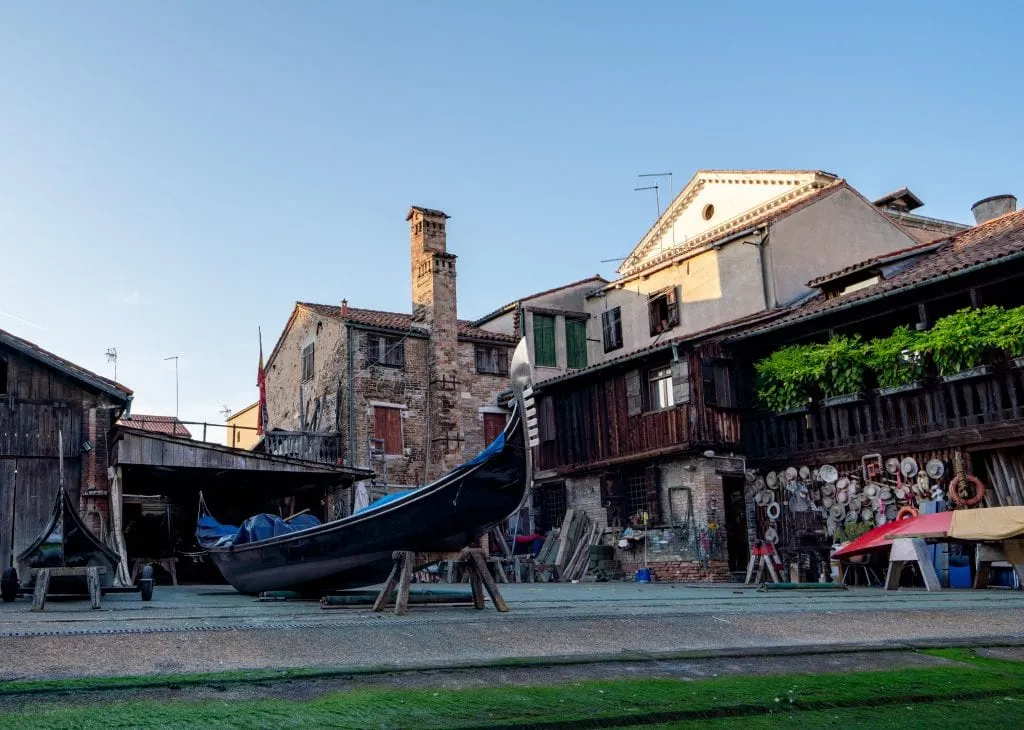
[619, 170, 841, 275]
[732, 208, 1024, 340]
[872, 186, 924, 211]
[805, 238, 943, 288]
[406, 206, 449, 220]
[471, 275, 608, 326]
[297, 303, 517, 343]
[614, 178, 847, 282]
[0, 327, 133, 401]
[117, 414, 192, 438]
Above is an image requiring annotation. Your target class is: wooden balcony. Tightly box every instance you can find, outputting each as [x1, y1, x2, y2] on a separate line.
[744, 363, 1024, 463]
[535, 400, 740, 474]
[264, 431, 344, 465]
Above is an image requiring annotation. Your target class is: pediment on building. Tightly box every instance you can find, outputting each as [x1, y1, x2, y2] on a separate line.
[618, 170, 839, 275]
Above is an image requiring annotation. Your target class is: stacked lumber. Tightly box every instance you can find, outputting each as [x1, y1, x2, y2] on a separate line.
[530, 510, 607, 582]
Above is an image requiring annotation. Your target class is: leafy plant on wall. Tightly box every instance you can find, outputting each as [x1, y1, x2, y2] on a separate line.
[864, 326, 927, 389]
[754, 343, 820, 412]
[918, 306, 1001, 376]
[991, 305, 1024, 358]
[817, 335, 866, 397]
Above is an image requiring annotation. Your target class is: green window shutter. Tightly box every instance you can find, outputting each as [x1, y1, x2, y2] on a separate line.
[566, 319, 588, 370]
[533, 314, 556, 367]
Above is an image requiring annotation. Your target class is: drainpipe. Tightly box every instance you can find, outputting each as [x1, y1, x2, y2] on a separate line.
[346, 324, 356, 467]
[743, 228, 773, 311]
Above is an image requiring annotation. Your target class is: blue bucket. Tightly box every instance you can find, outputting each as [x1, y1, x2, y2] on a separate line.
[635, 567, 652, 583]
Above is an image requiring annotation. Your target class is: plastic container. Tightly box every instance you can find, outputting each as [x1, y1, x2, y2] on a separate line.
[635, 567, 652, 583]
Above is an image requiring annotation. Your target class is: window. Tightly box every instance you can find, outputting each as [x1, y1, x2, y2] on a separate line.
[475, 344, 509, 375]
[565, 318, 587, 370]
[483, 412, 507, 445]
[367, 334, 404, 368]
[373, 406, 403, 455]
[702, 203, 715, 221]
[702, 359, 738, 409]
[648, 366, 675, 411]
[534, 483, 567, 532]
[601, 307, 623, 352]
[301, 343, 315, 382]
[648, 286, 681, 336]
[533, 314, 556, 367]
[623, 465, 662, 525]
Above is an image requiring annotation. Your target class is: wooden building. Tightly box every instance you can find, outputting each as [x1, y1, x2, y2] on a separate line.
[726, 204, 1024, 581]
[0, 328, 132, 574]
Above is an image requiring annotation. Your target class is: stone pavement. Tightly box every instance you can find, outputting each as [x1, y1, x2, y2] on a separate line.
[2, 582, 1023, 680]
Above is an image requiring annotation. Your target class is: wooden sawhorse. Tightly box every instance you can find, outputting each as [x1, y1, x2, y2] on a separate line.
[744, 541, 782, 585]
[374, 549, 509, 616]
[31, 566, 105, 611]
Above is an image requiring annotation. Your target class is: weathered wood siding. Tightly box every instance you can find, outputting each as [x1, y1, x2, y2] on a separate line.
[535, 346, 741, 473]
[0, 352, 86, 458]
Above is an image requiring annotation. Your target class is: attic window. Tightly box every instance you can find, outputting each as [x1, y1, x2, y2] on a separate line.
[702, 204, 715, 221]
[840, 276, 880, 296]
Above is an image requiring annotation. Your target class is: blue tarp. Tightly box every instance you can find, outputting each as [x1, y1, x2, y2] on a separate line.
[356, 490, 415, 514]
[197, 512, 321, 548]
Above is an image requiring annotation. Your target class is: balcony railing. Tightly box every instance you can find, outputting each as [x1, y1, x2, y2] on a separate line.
[744, 363, 1024, 460]
[264, 431, 344, 465]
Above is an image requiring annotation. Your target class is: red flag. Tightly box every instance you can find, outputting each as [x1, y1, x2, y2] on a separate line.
[257, 328, 268, 435]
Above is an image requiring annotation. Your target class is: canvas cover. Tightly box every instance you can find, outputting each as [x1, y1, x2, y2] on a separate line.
[950, 506, 1024, 541]
[197, 512, 321, 548]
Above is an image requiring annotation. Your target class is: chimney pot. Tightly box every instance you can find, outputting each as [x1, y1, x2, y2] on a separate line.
[971, 194, 1017, 225]
[341, 299, 348, 316]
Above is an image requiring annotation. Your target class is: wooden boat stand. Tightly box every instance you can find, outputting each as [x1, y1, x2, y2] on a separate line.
[31, 566, 104, 611]
[374, 549, 509, 616]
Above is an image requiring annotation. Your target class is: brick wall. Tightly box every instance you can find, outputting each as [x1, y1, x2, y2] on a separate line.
[620, 559, 730, 583]
[81, 401, 121, 540]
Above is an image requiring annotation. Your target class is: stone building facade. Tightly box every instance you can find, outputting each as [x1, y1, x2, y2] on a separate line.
[263, 207, 517, 502]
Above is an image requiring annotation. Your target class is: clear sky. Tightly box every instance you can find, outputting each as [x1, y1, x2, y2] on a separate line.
[1, 1, 1021, 436]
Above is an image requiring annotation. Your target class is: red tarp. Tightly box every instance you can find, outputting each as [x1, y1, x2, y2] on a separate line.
[832, 512, 952, 559]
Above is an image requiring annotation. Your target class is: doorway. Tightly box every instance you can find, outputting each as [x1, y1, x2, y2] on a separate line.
[721, 475, 749, 572]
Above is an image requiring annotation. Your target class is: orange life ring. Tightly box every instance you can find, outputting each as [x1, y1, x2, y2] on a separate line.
[896, 506, 918, 521]
[948, 475, 986, 507]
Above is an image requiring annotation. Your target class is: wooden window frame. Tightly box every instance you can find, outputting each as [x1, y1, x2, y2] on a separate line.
[533, 313, 557, 368]
[373, 405, 404, 455]
[647, 286, 681, 336]
[565, 318, 588, 370]
[702, 358, 739, 410]
[475, 344, 509, 375]
[482, 411, 508, 446]
[367, 334, 405, 369]
[301, 343, 315, 382]
[601, 307, 623, 352]
[647, 364, 675, 411]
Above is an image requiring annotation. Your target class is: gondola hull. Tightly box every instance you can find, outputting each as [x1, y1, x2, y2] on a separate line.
[201, 406, 529, 595]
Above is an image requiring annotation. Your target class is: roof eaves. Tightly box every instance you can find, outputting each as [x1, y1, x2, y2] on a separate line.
[0, 329, 132, 402]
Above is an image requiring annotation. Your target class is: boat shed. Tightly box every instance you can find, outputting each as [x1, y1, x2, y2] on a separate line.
[109, 426, 373, 584]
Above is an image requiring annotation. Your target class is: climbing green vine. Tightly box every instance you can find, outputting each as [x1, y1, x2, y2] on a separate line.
[755, 305, 1024, 412]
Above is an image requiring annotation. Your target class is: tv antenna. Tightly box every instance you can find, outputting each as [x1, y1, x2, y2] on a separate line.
[634, 184, 660, 218]
[105, 347, 118, 381]
[164, 355, 180, 418]
[219, 405, 232, 420]
[639, 172, 675, 247]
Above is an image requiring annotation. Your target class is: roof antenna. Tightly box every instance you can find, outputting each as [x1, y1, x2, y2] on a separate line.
[105, 347, 118, 382]
[634, 183, 660, 218]
[639, 172, 675, 248]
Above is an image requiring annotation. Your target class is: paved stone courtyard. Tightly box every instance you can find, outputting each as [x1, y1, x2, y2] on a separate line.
[2, 582, 1023, 680]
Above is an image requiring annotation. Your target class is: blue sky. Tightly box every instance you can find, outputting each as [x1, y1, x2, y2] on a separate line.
[1, 1, 1021, 434]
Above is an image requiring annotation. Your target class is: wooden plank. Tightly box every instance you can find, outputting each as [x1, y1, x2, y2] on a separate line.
[393, 551, 414, 615]
[372, 555, 403, 612]
[553, 509, 575, 567]
[87, 566, 102, 609]
[0, 460, 15, 570]
[31, 569, 50, 611]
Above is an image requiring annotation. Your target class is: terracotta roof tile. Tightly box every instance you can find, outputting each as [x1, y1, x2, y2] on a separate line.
[733, 209, 1024, 340]
[117, 414, 192, 438]
[297, 303, 517, 344]
[0, 327, 133, 400]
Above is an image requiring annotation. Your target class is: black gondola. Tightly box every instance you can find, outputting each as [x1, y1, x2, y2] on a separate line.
[196, 338, 538, 595]
[1, 433, 153, 604]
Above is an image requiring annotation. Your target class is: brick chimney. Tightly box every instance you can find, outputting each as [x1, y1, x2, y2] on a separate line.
[406, 206, 462, 478]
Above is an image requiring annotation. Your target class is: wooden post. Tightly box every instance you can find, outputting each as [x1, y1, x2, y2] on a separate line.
[394, 551, 414, 615]
[87, 566, 101, 609]
[372, 554, 403, 613]
[31, 569, 50, 611]
[468, 548, 509, 612]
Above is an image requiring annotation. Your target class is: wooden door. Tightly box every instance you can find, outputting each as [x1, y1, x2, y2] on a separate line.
[0, 460, 14, 569]
[483, 412, 507, 446]
[12, 459, 64, 562]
